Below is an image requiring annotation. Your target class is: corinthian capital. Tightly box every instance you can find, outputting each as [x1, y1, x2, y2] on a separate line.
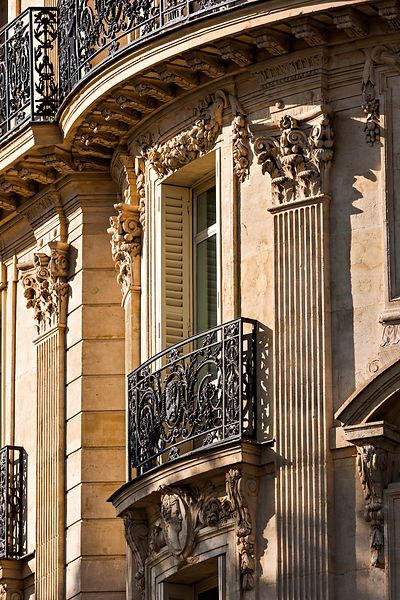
[108, 203, 142, 300]
[19, 241, 70, 335]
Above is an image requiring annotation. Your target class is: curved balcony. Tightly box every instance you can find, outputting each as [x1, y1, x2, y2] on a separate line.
[128, 318, 257, 477]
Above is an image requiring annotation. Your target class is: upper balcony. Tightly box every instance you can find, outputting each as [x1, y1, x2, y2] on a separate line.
[128, 318, 257, 478]
[0, 0, 259, 147]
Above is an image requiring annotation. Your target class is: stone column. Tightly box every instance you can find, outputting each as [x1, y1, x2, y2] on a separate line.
[19, 240, 69, 600]
[255, 109, 334, 600]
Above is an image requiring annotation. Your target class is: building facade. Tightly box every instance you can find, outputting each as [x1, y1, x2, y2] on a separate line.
[0, 0, 399, 598]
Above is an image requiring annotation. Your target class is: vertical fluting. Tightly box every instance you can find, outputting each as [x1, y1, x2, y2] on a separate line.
[36, 330, 64, 599]
[275, 198, 331, 600]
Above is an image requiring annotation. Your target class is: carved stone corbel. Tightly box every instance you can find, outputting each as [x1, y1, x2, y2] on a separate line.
[356, 443, 392, 568]
[362, 45, 400, 145]
[123, 511, 149, 600]
[107, 203, 142, 300]
[19, 241, 70, 335]
[0, 583, 22, 600]
[254, 109, 334, 204]
[226, 469, 256, 591]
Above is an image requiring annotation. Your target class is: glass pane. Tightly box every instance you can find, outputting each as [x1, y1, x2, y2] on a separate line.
[196, 235, 217, 333]
[196, 186, 216, 234]
[198, 589, 219, 600]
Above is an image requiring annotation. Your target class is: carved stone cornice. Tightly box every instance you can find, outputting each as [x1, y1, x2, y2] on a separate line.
[357, 443, 392, 568]
[107, 203, 142, 300]
[19, 241, 70, 336]
[254, 109, 334, 205]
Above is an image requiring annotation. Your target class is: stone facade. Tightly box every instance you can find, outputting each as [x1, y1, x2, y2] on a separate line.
[0, 0, 400, 599]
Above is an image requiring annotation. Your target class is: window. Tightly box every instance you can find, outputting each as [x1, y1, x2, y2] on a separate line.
[158, 154, 220, 350]
[160, 557, 224, 600]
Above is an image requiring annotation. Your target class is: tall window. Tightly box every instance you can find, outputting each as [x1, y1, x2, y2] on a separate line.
[160, 164, 220, 349]
[194, 183, 217, 334]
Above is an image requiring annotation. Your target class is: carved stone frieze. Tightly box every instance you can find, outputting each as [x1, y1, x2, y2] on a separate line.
[108, 203, 142, 299]
[20, 241, 70, 335]
[256, 52, 328, 90]
[254, 110, 334, 204]
[357, 443, 391, 568]
[123, 511, 149, 600]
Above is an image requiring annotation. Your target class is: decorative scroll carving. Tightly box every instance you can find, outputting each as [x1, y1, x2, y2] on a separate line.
[254, 111, 333, 204]
[226, 469, 255, 591]
[136, 160, 146, 229]
[159, 483, 232, 564]
[381, 322, 400, 346]
[20, 242, 70, 335]
[108, 203, 142, 299]
[362, 45, 400, 145]
[357, 444, 389, 568]
[231, 97, 252, 183]
[123, 511, 149, 600]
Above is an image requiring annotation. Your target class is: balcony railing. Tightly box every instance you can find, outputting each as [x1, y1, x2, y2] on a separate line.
[0, 445, 25, 559]
[0, 8, 58, 141]
[0, 0, 257, 144]
[128, 318, 257, 477]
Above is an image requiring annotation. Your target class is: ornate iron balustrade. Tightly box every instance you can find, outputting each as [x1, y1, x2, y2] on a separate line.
[58, 0, 257, 100]
[128, 318, 257, 477]
[0, 445, 25, 559]
[0, 8, 58, 141]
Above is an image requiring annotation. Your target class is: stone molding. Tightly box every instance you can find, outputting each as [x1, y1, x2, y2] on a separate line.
[121, 469, 255, 597]
[254, 109, 334, 204]
[107, 202, 142, 301]
[19, 241, 70, 335]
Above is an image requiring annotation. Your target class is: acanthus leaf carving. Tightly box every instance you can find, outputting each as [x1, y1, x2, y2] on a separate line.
[226, 469, 256, 591]
[254, 110, 333, 204]
[356, 443, 390, 568]
[20, 241, 70, 335]
[230, 96, 252, 183]
[107, 202, 142, 300]
[123, 510, 149, 600]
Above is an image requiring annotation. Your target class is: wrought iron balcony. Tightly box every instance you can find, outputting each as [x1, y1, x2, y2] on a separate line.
[0, 8, 58, 141]
[0, 445, 25, 559]
[128, 318, 257, 477]
[0, 0, 257, 143]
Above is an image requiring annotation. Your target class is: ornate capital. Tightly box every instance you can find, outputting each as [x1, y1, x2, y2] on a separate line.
[254, 110, 333, 205]
[20, 241, 70, 335]
[357, 443, 390, 568]
[108, 203, 142, 300]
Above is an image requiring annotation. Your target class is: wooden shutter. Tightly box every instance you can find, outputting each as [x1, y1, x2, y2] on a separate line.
[161, 185, 191, 348]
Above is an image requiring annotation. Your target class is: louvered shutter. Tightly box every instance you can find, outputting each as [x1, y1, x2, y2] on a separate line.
[161, 185, 191, 348]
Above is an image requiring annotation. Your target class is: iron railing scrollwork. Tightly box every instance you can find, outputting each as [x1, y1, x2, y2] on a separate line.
[0, 445, 25, 559]
[58, 0, 255, 99]
[128, 318, 257, 477]
[0, 8, 58, 141]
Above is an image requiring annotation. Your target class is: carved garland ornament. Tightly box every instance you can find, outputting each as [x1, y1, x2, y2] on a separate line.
[123, 469, 255, 598]
[107, 202, 142, 299]
[357, 443, 390, 568]
[20, 241, 70, 335]
[362, 45, 400, 145]
[254, 111, 334, 204]
[140, 89, 251, 182]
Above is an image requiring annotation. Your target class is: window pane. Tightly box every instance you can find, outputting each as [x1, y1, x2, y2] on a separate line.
[196, 187, 216, 234]
[196, 235, 217, 333]
[198, 589, 219, 600]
